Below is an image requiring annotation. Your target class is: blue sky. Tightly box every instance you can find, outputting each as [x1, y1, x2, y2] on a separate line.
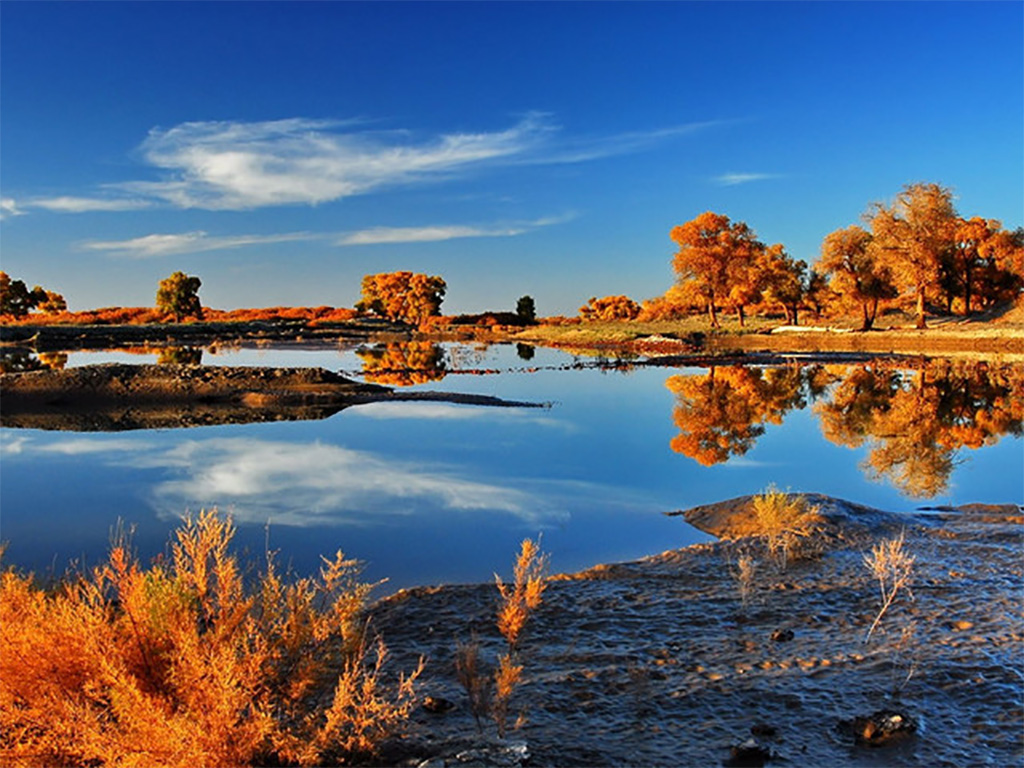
[1, 1, 1021, 315]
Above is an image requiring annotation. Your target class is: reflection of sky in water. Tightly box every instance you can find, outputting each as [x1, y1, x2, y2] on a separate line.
[3, 344, 1022, 592]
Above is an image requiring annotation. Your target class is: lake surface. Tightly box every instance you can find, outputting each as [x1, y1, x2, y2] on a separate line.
[1, 342, 1021, 593]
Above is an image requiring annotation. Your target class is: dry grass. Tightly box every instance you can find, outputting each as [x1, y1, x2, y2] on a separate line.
[750, 486, 824, 568]
[0, 510, 421, 767]
[863, 530, 915, 642]
[456, 538, 547, 738]
[734, 553, 757, 608]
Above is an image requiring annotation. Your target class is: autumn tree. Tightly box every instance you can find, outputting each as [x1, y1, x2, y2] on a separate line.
[515, 295, 537, 323]
[818, 225, 896, 330]
[356, 271, 446, 325]
[156, 271, 203, 322]
[670, 212, 764, 328]
[0, 272, 66, 318]
[868, 182, 957, 328]
[578, 295, 641, 321]
[0, 272, 35, 317]
[758, 244, 807, 325]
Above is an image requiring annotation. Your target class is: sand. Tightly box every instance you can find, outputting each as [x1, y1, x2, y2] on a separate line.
[367, 495, 1023, 767]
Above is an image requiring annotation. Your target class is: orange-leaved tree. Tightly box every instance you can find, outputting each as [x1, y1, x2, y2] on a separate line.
[757, 243, 807, 325]
[868, 182, 957, 328]
[156, 271, 203, 322]
[670, 212, 764, 329]
[356, 271, 446, 325]
[578, 295, 641, 321]
[818, 225, 896, 330]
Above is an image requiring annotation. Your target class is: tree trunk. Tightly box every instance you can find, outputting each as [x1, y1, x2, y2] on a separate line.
[736, 305, 745, 327]
[962, 264, 973, 317]
[708, 300, 720, 329]
[915, 288, 927, 329]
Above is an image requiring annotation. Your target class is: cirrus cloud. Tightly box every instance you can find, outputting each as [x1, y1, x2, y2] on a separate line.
[21, 114, 723, 213]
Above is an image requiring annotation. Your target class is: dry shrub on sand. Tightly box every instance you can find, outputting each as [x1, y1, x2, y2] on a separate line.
[863, 530, 915, 642]
[751, 486, 824, 568]
[0, 510, 421, 767]
[457, 537, 548, 737]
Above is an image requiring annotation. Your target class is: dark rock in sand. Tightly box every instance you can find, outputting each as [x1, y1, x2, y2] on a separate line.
[769, 628, 794, 643]
[845, 709, 918, 746]
[422, 696, 455, 714]
[724, 737, 773, 767]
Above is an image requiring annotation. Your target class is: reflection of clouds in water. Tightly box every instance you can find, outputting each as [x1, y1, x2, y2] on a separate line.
[39, 438, 157, 455]
[0, 436, 30, 455]
[130, 438, 567, 528]
[350, 402, 571, 430]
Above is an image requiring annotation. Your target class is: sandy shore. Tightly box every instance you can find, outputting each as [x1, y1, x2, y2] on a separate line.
[367, 495, 1023, 767]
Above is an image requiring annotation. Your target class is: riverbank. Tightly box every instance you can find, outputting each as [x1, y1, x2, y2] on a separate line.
[367, 494, 1023, 767]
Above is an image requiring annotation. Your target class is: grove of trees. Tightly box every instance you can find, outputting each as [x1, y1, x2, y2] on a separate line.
[631, 182, 1023, 330]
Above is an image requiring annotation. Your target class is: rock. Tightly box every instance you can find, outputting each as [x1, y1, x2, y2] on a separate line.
[750, 723, 778, 739]
[770, 628, 794, 642]
[422, 695, 455, 714]
[724, 737, 773, 766]
[849, 709, 918, 746]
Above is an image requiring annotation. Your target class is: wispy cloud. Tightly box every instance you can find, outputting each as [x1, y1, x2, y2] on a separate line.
[82, 230, 321, 258]
[712, 172, 783, 187]
[25, 114, 720, 212]
[28, 196, 154, 213]
[336, 214, 572, 246]
[1, 198, 25, 219]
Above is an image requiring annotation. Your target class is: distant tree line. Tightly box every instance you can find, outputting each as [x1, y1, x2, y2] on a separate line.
[582, 182, 1023, 329]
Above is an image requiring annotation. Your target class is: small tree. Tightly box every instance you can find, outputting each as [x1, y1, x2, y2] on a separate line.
[0, 272, 35, 317]
[515, 295, 536, 323]
[355, 271, 446, 325]
[156, 271, 203, 322]
[578, 295, 641, 321]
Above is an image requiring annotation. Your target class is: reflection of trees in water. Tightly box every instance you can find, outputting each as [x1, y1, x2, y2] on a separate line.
[156, 346, 203, 366]
[356, 342, 447, 386]
[0, 349, 67, 373]
[665, 366, 807, 466]
[666, 360, 1023, 498]
[814, 361, 1024, 498]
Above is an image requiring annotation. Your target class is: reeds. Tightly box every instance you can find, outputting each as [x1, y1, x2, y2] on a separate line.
[0, 510, 421, 767]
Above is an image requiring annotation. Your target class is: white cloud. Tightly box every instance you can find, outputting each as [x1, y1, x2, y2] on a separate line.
[1, 198, 25, 219]
[712, 172, 782, 186]
[28, 196, 154, 213]
[23, 115, 721, 213]
[82, 230, 321, 258]
[38, 438, 157, 455]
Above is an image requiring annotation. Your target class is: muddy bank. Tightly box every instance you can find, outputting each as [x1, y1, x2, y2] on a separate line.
[0, 363, 545, 431]
[0, 317, 412, 351]
[367, 495, 1023, 767]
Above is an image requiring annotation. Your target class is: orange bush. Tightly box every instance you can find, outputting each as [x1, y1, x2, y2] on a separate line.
[0, 511, 421, 767]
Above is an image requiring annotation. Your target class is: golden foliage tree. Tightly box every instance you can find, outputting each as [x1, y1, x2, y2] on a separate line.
[156, 271, 203, 322]
[867, 183, 958, 328]
[356, 271, 446, 325]
[578, 294, 641, 321]
[757, 243, 807, 325]
[819, 225, 896, 330]
[670, 212, 764, 329]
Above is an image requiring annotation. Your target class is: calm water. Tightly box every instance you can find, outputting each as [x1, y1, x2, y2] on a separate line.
[1, 342, 1021, 593]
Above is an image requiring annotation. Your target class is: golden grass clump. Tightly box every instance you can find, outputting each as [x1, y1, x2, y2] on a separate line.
[0, 510, 421, 767]
[751, 486, 824, 568]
